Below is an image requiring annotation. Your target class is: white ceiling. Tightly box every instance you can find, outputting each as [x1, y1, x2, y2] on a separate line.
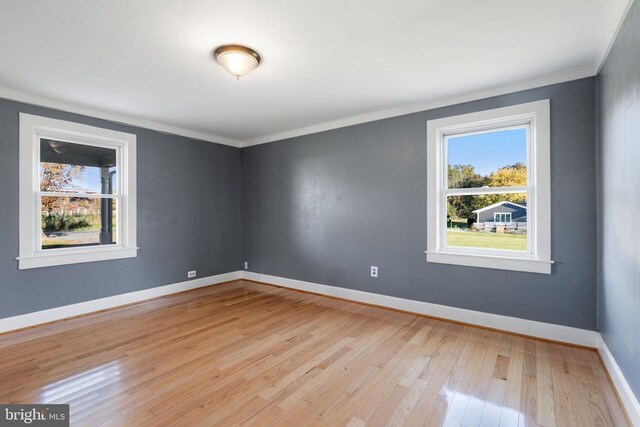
[0, 0, 631, 147]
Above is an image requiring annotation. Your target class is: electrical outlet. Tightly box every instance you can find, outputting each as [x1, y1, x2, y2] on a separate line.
[241, 261, 248, 270]
[187, 270, 196, 279]
[370, 266, 378, 278]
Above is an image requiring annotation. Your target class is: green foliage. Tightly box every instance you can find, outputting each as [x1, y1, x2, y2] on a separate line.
[446, 203, 457, 220]
[447, 164, 486, 220]
[448, 164, 486, 189]
[447, 162, 527, 221]
[42, 213, 100, 232]
[476, 162, 527, 207]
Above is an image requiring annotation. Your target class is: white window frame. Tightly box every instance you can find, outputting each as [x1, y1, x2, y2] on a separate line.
[494, 213, 512, 224]
[18, 113, 137, 269]
[426, 100, 552, 274]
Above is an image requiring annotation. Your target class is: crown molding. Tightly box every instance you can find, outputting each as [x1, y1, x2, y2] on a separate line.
[594, 0, 635, 74]
[0, 65, 595, 150]
[0, 85, 242, 148]
[1, 0, 631, 149]
[241, 65, 595, 147]
[240, 0, 632, 147]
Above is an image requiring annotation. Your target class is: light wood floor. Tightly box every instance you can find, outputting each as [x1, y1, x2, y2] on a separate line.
[0, 280, 628, 426]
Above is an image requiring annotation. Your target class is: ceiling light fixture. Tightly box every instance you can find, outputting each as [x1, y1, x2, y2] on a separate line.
[213, 44, 261, 79]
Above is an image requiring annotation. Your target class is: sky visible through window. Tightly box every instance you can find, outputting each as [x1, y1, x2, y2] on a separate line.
[73, 167, 102, 192]
[42, 165, 116, 193]
[447, 128, 527, 176]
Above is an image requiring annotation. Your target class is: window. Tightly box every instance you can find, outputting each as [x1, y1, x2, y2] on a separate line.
[426, 100, 552, 274]
[494, 213, 512, 224]
[18, 114, 137, 269]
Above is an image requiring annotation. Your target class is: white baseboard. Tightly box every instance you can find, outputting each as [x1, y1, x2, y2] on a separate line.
[598, 335, 640, 426]
[242, 271, 598, 348]
[1, 269, 599, 348]
[242, 271, 640, 419]
[3, 269, 637, 422]
[0, 271, 243, 334]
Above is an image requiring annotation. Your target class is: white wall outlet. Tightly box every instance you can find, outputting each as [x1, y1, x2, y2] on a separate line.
[242, 261, 248, 270]
[187, 270, 196, 279]
[370, 266, 378, 278]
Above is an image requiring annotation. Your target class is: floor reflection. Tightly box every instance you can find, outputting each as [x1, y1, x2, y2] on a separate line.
[40, 361, 121, 404]
[441, 387, 522, 426]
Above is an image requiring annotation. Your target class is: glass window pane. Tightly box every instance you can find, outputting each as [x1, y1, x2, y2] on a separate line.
[446, 193, 527, 251]
[447, 128, 527, 189]
[41, 197, 117, 249]
[40, 139, 117, 195]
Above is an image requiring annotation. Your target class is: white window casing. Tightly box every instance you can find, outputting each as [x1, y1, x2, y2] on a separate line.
[426, 100, 552, 274]
[18, 113, 137, 269]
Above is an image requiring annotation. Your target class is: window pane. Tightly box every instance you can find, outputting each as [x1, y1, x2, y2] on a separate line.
[41, 197, 117, 249]
[446, 193, 527, 251]
[447, 128, 527, 189]
[40, 139, 117, 194]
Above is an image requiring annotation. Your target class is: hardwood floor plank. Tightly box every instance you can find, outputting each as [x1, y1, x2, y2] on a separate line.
[0, 280, 628, 426]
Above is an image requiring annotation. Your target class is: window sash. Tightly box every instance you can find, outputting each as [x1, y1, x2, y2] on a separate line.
[37, 193, 122, 253]
[36, 137, 123, 253]
[444, 124, 530, 191]
[38, 137, 123, 195]
[440, 123, 533, 256]
[441, 190, 532, 256]
[443, 123, 529, 142]
[444, 186, 527, 196]
[38, 191, 119, 199]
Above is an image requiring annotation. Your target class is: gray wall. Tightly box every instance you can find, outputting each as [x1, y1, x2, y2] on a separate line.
[0, 98, 242, 318]
[0, 72, 606, 335]
[243, 78, 597, 330]
[598, 0, 640, 401]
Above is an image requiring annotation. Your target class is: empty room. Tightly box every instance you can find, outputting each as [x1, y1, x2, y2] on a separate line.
[0, 1, 638, 426]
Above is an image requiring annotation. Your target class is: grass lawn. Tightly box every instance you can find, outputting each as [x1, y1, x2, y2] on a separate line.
[41, 237, 86, 249]
[447, 230, 527, 251]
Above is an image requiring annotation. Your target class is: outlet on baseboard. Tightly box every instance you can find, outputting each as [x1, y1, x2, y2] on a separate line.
[241, 261, 248, 270]
[370, 266, 378, 278]
[187, 270, 196, 279]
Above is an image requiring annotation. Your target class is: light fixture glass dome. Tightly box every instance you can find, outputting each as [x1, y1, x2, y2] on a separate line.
[213, 45, 261, 79]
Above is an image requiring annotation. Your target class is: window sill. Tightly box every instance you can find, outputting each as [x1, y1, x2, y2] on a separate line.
[17, 247, 138, 270]
[425, 251, 553, 274]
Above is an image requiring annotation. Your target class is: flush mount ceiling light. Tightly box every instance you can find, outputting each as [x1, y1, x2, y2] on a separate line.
[213, 44, 261, 79]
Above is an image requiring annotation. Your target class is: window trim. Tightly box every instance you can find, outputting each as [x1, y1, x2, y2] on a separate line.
[426, 100, 552, 274]
[18, 113, 137, 269]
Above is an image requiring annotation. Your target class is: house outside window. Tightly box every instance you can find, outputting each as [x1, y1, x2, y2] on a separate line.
[18, 114, 137, 269]
[426, 100, 552, 274]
